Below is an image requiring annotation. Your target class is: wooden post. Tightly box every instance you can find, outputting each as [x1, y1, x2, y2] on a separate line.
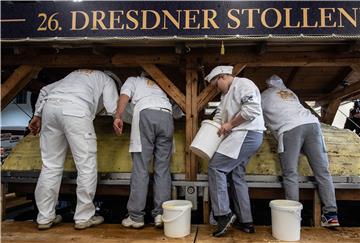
[1, 184, 8, 221]
[203, 187, 210, 224]
[185, 65, 198, 181]
[1, 65, 42, 110]
[313, 190, 321, 227]
[320, 99, 341, 125]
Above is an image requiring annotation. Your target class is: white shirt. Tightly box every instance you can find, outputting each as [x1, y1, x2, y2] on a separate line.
[261, 87, 319, 152]
[120, 76, 172, 152]
[34, 69, 118, 120]
[213, 77, 266, 159]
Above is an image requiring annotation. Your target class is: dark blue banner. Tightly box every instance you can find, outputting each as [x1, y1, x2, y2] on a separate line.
[1, 1, 359, 39]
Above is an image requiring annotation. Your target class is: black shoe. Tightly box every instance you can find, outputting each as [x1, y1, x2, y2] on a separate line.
[212, 212, 236, 237]
[233, 219, 255, 233]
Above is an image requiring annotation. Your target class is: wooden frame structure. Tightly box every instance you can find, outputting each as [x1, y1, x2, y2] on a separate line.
[2, 47, 360, 180]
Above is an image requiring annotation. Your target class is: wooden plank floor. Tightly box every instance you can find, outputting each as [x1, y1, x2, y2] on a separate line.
[2, 221, 360, 243]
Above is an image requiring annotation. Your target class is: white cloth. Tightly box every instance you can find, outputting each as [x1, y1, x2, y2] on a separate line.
[120, 76, 172, 152]
[261, 85, 319, 153]
[213, 77, 266, 159]
[34, 69, 119, 119]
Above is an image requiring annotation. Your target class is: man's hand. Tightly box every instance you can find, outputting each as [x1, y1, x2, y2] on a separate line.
[113, 118, 124, 136]
[29, 116, 41, 135]
[218, 122, 233, 136]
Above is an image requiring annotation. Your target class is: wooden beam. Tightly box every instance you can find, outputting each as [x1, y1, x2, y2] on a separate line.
[2, 54, 110, 68]
[232, 63, 247, 76]
[185, 67, 198, 180]
[3, 51, 359, 68]
[300, 100, 321, 120]
[316, 81, 360, 106]
[324, 67, 353, 93]
[320, 98, 341, 125]
[140, 64, 186, 111]
[351, 64, 360, 74]
[197, 85, 219, 112]
[199, 51, 360, 67]
[286, 67, 299, 89]
[113, 53, 179, 66]
[1, 65, 42, 110]
[2, 53, 179, 67]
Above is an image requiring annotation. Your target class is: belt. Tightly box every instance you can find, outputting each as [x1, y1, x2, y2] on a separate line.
[147, 107, 172, 114]
[47, 98, 73, 103]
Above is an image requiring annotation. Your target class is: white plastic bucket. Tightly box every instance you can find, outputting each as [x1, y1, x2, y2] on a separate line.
[190, 120, 223, 160]
[162, 200, 192, 238]
[269, 200, 303, 241]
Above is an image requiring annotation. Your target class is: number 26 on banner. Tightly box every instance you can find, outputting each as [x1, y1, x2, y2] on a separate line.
[37, 12, 62, 31]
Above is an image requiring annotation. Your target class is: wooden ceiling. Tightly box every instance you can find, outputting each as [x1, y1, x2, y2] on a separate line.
[3, 40, 359, 102]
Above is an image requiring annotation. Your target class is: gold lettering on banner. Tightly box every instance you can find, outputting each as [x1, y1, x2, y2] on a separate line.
[109, 10, 124, 30]
[184, 10, 200, 29]
[301, 8, 318, 28]
[203, 9, 219, 29]
[70, 11, 89, 30]
[338, 8, 358, 27]
[284, 8, 300, 28]
[141, 10, 161, 30]
[242, 9, 260, 28]
[319, 8, 336, 27]
[37, 12, 60, 31]
[261, 8, 282, 28]
[126, 10, 139, 30]
[227, 9, 240, 29]
[163, 10, 181, 29]
[91, 11, 107, 30]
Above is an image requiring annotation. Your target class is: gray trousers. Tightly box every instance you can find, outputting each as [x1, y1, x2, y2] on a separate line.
[127, 109, 174, 222]
[208, 131, 263, 223]
[280, 123, 337, 213]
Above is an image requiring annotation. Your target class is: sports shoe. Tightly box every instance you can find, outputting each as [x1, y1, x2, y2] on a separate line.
[212, 212, 236, 237]
[121, 216, 144, 229]
[74, 215, 104, 230]
[321, 212, 340, 227]
[233, 219, 255, 233]
[154, 214, 163, 228]
[38, 215, 62, 230]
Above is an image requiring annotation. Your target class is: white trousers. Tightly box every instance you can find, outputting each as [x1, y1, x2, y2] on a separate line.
[35, 100, 97, 224]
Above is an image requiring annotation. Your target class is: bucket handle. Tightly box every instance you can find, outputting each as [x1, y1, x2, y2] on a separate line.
[161, 208, 188, 223]
[275, 208, 302, 221]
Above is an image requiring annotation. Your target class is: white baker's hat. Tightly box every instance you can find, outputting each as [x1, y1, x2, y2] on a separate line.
[205, 65, 233, 82]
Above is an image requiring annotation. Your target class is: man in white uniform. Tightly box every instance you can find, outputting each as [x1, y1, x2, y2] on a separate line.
[261, 75, 339, 227]
[113, 74, 174, 229]
[205, 66, 266, 237]
[28, 69, 119, 230]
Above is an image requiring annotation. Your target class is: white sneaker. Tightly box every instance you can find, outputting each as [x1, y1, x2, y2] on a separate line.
[74, 216, 104, 230]
[154, 215, 163, 228]
[38, 215, 62, 230]
[121, 216, 144, 229]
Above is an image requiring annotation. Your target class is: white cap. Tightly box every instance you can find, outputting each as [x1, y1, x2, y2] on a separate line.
[205, 65, 233, 82]
[266, 75, 286, 89]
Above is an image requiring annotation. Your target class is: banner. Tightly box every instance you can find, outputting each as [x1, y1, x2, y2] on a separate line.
[1, 1, 359, 39]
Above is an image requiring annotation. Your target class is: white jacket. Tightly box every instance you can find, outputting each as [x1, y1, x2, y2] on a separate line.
[34, 69, 118, 119]
[261, 76, 319, 152]
[214, 77, 266, 159]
